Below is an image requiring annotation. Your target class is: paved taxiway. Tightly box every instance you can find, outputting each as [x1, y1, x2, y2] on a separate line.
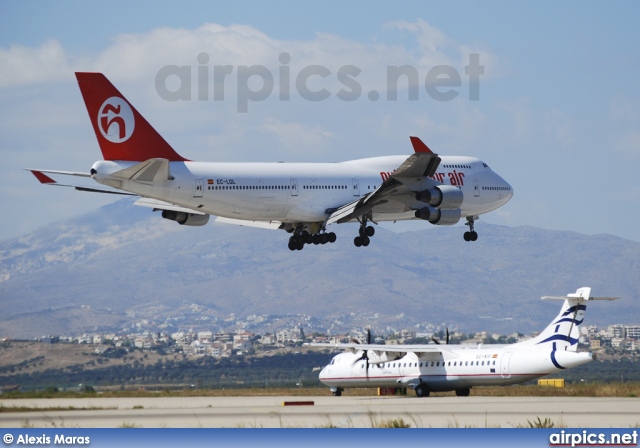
[1, 396, 638, 428]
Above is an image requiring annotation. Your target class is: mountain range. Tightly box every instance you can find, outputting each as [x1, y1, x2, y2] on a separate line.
[1, 198, 638, 339]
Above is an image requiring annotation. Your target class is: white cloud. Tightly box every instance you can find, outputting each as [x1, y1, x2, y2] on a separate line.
[0, 40, 73, 87]
[1, 20, 498, 98]
[260, 118, 334, 151]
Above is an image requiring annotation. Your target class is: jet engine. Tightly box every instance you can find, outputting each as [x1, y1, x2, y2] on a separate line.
[161, 210, 210, 226]
[414, 206, 461, 225]
[415, 185, 463, 210]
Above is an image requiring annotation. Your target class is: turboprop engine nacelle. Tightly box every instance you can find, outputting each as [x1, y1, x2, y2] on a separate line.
[161, 210, 210, 226]
[414, 206, 461, 225]
[415, 185, 463, 210]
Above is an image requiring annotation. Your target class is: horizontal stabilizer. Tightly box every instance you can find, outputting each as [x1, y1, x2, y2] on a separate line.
[28, 169, 92, 180]
[74, 186, 135, 196]
[28, 169, 135, 195]
[542, 286, 619, 302]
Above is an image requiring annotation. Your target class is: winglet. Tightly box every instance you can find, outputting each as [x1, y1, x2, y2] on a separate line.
[30, 170, 57, 184]
[409, 136, 433, 154]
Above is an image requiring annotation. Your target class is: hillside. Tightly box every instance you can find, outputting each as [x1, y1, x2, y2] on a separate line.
[0, 199, 638, 338]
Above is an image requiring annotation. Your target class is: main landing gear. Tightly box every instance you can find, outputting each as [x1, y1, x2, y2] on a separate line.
[455, 387, 471, 397]
[463, 216, 478, 242]
[354, 216, 375, 247]
[414, 383, 430, 398]
[288, 227, 337, 251]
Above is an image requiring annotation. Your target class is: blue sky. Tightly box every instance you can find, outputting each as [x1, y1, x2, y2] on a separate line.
[1, 1, 639, 242]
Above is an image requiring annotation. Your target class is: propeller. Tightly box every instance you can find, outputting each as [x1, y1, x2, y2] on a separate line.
[431, 328, 449, 345]
[353, 329, 372, 374]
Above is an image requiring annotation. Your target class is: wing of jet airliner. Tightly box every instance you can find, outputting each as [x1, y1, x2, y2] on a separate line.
[327, 137, 441, 225]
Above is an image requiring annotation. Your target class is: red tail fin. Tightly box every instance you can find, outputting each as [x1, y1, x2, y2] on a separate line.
[75, 72, 188, 162]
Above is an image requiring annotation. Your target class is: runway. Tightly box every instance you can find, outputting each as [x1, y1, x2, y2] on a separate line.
[1, 395, 638, 428]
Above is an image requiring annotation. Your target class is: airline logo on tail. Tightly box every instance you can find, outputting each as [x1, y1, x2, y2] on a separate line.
[98, 97, 135, 143]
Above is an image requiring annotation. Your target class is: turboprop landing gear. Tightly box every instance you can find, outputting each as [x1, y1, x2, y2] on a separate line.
[414, 383, 430, 398]
[463, 216, 478, 242]
[331, 387, 343, 397]
[354, 216, 375, 247]
[455, 387, 471, 397]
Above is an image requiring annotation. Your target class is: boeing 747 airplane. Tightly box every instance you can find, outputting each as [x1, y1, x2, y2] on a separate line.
[312, 287, 616, 397]
[30, 73, 513, 250]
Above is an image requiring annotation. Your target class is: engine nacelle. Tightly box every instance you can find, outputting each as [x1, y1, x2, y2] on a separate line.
[161, 210, 210, 226]
[415, 185, 463, 210]
[414, 207, 461, 226]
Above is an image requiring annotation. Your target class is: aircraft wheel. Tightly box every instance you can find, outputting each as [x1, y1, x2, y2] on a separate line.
[361, 236, 370, 247]
[288, 241, 296, 251]
[333, 389, 343, 397]
[296, 240, 304, 250]
[455, 387, 470, 397]
[415, 384, 430, 398]
[463, 232, 471, 241]
[354, 236, 362, 247]
[470, 231, 478, 241]
[366, 225, 375, 237]
[328, 232, 337, 243]
[320, 233, 328, 244]
[312, 234, 321, 245]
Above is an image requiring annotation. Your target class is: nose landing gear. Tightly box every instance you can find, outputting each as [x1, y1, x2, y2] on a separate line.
[463, 216, 478, 242]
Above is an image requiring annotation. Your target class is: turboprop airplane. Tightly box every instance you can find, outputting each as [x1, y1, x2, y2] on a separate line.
[29, 72, 513, 250]
[312, 287, 616, 397]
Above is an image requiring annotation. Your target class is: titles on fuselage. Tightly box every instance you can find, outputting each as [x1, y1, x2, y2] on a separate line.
[380, 170, 465, 186]
[215, 178, 236, 185]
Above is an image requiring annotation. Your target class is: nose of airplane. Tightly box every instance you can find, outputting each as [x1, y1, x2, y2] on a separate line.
[506, 180, 514, 201]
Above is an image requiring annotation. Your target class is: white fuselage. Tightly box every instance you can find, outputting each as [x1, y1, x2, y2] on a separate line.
[319, 346, 593, 392]
[92, 155, 513, 224]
